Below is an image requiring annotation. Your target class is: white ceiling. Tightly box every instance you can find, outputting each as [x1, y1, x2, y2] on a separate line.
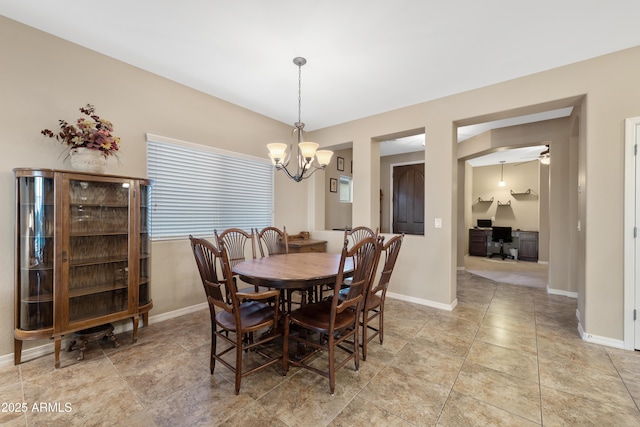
[3, 1, 640, 133]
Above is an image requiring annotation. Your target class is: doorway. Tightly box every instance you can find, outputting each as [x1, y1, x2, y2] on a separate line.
[624, 116, 640, 349]
[456, 105, 579, 291]
[393, 163, 425, 234]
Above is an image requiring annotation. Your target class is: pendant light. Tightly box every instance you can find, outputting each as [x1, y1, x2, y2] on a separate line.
[267, 57, 333, 182]
[498, 161, 506, 187]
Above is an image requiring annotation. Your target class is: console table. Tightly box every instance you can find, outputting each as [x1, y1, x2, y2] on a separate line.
[287, 232, 327, 253]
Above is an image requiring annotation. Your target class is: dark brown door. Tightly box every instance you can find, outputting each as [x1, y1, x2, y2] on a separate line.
[393, 163, 424, 235]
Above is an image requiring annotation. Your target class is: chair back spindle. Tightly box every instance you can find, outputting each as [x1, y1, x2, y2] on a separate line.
[255, 226, 288, 257]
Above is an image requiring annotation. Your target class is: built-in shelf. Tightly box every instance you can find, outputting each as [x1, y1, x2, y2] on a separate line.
[510, 189, 532, 195]
[497, 200, 511, 206]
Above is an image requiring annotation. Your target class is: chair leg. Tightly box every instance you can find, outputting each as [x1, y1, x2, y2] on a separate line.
[379, 306, 384, 345]
[361, 310, 369, 361]
[283, 315, 290, 375]
[235, 333, 243, 395]
[353, 323, 360, 372]
[210, 328, 216, 375]
[328, 334, 335, 395]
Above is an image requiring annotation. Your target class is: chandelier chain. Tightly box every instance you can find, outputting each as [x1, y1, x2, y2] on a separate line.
[298, 62, 302, 124]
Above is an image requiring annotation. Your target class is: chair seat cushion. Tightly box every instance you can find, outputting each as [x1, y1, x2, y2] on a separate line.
[216, 300, 275, 331]
[290, 299, 356, 332]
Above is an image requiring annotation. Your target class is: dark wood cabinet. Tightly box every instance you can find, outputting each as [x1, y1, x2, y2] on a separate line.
[517, 231, 539, 262]
[469, 229, 488, 256]
[469, 228, 539, 262]
[14, 168, 152, 367]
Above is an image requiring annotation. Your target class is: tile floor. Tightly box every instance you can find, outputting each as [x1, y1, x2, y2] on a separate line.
[3, 271, 640, 426]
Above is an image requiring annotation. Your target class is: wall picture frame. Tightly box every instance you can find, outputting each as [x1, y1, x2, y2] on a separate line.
[330, 178, 337, 193]
[337, 157, 344, 171]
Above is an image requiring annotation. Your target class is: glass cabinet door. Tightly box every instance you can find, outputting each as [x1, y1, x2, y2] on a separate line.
[17, 176, 55, 330]
[139, 183, 151, 306]
[66, 178, 130, 324]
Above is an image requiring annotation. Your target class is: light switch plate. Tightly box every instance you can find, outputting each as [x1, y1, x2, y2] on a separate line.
[435, 218, 442, 229]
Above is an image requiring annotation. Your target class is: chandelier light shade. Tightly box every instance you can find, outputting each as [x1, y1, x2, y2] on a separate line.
[498, 160, 506, 187]
[267, 57, 333, 182]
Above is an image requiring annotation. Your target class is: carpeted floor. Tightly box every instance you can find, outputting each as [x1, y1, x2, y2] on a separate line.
[464, 255, 548, 288]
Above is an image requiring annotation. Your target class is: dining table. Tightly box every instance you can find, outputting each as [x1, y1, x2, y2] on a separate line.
[233, 252, 353, 289]
[233, 252, 354, 307]
[233, 252, 354, 358]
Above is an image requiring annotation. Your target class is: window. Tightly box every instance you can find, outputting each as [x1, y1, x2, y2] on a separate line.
[147, 134, 274, 240]
[339, 175, 352, 203]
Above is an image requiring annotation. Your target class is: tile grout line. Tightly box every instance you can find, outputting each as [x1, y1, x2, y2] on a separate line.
[433, 278, 497, 425]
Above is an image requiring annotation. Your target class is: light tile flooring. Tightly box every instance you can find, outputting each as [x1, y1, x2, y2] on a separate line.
[3, 271, 640, 426]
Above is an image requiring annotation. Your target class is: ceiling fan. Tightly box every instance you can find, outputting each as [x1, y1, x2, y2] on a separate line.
[515, 144, 550, 166]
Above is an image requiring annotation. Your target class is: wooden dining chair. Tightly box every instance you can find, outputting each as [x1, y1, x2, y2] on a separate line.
[255, 226, 288, 257]
[214, 228, 256, 270]
[283, 236, 382, 394]
[344, 226, 379, 248]
[189, 235, 284, 395]
[361, 233, 404, 360]
[322, 226, 379, 300]
[214, 228, 265, 299]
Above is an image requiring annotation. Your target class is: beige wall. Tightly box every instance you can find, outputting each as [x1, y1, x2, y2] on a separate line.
[308, 46, 640, 344]
[324, 148, 353, 230]
[471, 162, 540, 232]
[2, 16, 640, 361]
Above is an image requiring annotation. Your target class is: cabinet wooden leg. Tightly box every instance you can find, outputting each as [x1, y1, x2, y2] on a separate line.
[54, 338, 61, 368]
[14, 339, 22, 365]
[132, 317, 139, 343]
[142, 312, 149, 327]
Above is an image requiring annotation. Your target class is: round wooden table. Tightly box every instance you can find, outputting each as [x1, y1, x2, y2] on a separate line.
[233, 252, 353, 291]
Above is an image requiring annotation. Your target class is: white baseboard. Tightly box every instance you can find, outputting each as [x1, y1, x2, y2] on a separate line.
[0, 302, 209, 368]
[387, 292, 456, 311]
[576, 308, 625, 349]
[579, 325, 625, 349]
[547, 287, 578, 298]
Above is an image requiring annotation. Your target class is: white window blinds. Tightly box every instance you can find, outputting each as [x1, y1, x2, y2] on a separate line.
[147, 134, 274, 240]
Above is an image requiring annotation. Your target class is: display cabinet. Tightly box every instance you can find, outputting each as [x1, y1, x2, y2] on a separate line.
[14, 168, 152, 367]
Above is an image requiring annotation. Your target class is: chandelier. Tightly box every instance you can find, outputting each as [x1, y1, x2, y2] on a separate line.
[267, 57, 333, 182]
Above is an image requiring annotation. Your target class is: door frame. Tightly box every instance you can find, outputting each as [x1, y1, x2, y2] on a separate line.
[624, 116, 640, 350]
[389, 160, 425, 234]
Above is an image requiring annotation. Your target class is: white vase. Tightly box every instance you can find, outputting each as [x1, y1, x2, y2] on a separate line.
[69, 147, 107, 174]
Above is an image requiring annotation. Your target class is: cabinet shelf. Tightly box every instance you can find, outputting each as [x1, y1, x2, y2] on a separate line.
[21, 264, 54, 271]
[70, 255, 128, 267]
[70, 203, 128, 208]
[69, 281, 128, 298]
[20, 294, 54, 303]
[70, 231, 129, 237]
